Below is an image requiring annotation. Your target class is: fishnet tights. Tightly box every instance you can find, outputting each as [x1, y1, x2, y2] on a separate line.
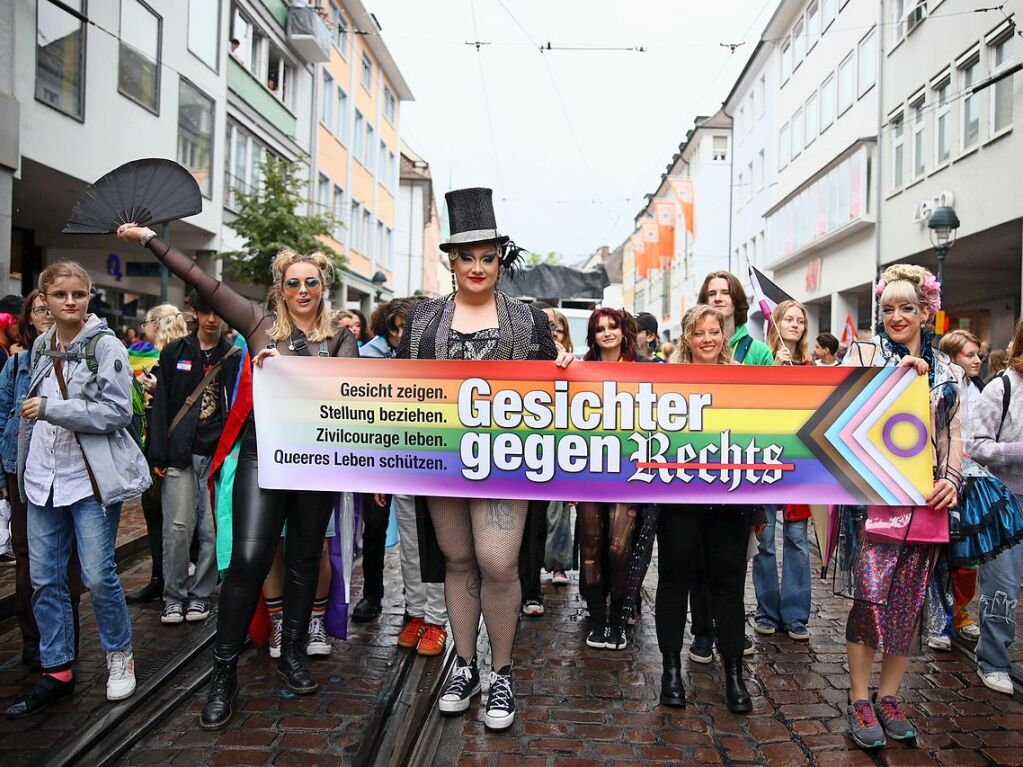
[427, 497, 527, 669]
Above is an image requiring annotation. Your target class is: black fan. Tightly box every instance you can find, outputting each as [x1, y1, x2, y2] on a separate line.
[62, 158, 203, 235]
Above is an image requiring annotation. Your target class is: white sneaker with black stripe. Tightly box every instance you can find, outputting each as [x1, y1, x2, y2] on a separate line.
[438, 656, 481, 715]
[484, 666, 515, 731]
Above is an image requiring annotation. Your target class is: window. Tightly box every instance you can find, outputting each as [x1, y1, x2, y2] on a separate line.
[756, 148, 765, 189]
[737, 106, 744, 137]
[736, 171, 744, 208]
[746, 161, 753, 201]
[822, 0, 836, 31]
[758, 75, 766, 115]
[230, 7, 252, 67]
[385, 227, 393, 270]
[960, 53, 980, 150]
[893, 0, 906, 45]
[781, 38, 792, 84]
[793, 19, 805, 68]
[779, 122, 790, 169]
[807, 1, 820, 50]
[366, 125, 375, 171]
[363, 210, 372, 257]
[361, 51, 373, 91]
[792, 108, 804, 158]
[712, 135, 728, 161]
[36, 0, 86, 118]
[378, 141, 388, 183]
[321, 71, 334, 126]
[384, 86, 396, 124]
[891, 111, 905, 188]
[350, 200, 362, 252]
[837, 53, 854, 114]
[225, 121, 273, 208]
[911, 95, 926, 178]
[177, 79, 214, 198]
[330, 2, 348, 56]
[748, 92, 756, 130]
[376, 222, 385, 267]
[388, 150, 397, 190]
[821, 73, 836, 130]
[353, 110, 365, 162]
[187, 0, 220, 70]
[806, 91, 819, 145]
[858, 28, 877, 96]
[118, 1, 161, 112]
[332, 185, 344, 240]
[934, 76, 951, 164]
[990, 33, 1015, 133]
[317, 174, 331, 215]
[336, 86, 347, 141]
[265, 44, 290, 105]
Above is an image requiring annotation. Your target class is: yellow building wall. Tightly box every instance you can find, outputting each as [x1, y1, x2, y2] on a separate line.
[376, 189, 394, 225]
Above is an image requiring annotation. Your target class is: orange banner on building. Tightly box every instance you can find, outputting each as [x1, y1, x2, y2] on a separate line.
[668, 178, 695, 238]
[639, 218, 659, 279]
[653, 200, 675, 268]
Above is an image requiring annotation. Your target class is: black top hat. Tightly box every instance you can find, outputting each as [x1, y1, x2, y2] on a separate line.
[440, 187, 510, 252]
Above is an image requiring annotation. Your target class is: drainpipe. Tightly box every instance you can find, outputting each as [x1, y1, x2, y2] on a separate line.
[871, 0, 885, 333]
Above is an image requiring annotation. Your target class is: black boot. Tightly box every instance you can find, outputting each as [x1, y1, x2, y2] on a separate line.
[351, 596, 382, 622]
[125, 577, 164, 604]
[277, 636, 317, 695]
[723, 657, 752, 713]
[199, 655, 238, 730]
[659, 652, 686, 708]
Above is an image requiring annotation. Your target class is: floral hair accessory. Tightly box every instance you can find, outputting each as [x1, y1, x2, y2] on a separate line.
[874, 275, 942, 313]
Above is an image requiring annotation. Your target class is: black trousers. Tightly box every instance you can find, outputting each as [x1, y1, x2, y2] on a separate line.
[518, 499, 549, 602]
[140, 476, 163, 581]
[655, 506, 750, 659]
[360, 493, 390, 600]
[214, 423, 335, 658]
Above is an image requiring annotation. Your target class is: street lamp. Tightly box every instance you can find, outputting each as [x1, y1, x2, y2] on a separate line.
[371, 270, 387, 302]
[927, 206, 960, 291]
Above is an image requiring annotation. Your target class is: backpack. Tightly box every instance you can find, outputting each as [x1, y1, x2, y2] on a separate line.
[734, 335, 754, 364]
[34, 331, 148, 450]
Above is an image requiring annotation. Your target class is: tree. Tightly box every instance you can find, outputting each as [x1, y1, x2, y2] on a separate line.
[219, 157, 344, 286]
[525, 250, 563, 266]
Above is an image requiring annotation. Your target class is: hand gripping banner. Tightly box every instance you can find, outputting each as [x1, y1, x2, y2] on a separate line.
[253, 358, 933, 506]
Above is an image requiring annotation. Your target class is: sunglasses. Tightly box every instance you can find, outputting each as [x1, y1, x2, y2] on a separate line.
[46, 290, 92, 303]
[283, 277, 323, 292]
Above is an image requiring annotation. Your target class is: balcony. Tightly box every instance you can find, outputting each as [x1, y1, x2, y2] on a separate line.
[287, 6, 331, 64]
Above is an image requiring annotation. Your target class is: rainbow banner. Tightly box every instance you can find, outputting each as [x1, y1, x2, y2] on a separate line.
[252, 358, 933, 505]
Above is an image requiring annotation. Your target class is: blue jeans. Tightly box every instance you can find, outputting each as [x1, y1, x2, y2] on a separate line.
[752, 507, 811, 631]
[28, 496, 132, 671]
[977, 527, 1023, 674]
[162, 454, 217, 603]
[544, 501, 573, 571]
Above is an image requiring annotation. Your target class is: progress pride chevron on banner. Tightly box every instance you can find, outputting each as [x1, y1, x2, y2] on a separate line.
[252, 358, 933, 506]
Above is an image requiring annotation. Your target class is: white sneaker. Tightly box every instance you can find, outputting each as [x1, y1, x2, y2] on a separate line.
[268, 614, 283, 659]
[107, 649, 137, 701]
[978, 669, 1013, 695]
[306, 615, 332, 657]
[926, 635, 952, 652]
[959, 623, 981, 641]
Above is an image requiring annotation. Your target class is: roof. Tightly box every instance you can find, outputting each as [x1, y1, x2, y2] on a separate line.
[345, 0, 415, 100]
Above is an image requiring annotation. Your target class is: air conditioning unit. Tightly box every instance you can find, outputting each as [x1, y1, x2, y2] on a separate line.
[905, 1, 927, 35]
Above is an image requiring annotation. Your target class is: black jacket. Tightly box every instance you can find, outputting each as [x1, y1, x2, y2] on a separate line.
[148, 334, 241, 469]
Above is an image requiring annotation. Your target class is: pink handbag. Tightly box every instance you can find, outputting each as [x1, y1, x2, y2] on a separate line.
[864, 505, 949, 545]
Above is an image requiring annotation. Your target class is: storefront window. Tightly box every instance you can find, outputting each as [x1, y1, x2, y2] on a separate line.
[178, 79, 215, 198]
[118, 0, 162, 113]
[36, 0, 86, 119]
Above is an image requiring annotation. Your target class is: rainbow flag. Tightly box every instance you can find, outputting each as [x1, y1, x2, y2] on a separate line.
[252, 359, 933, 506]
[127, 341, 159, 375]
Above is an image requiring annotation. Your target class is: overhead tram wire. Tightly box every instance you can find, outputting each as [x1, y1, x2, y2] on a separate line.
[468, 0, 504, 189]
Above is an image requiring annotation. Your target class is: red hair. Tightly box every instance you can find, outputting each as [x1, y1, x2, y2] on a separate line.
[584, 308, 638, 361]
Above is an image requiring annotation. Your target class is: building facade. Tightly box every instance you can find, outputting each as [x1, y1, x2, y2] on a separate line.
[879, 0, 1021, 347]
[395, 141, 443, 297]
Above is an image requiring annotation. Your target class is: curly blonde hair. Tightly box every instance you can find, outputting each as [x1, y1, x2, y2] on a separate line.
[267, 249, 335, 342]
[878, 264, 938, 320]
[145, 304, 189, 351]
[671, 305, 734, 364]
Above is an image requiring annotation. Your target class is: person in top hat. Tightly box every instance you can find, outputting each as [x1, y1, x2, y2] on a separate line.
[397, 187, 573, 732]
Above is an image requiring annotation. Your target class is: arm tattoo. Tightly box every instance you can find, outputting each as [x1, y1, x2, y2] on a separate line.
[482, 499, 516, 530]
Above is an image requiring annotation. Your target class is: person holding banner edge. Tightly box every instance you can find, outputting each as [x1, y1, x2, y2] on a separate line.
[116, 223, 359, 730]
[839, 264, 961, 751]
[396, 187, 573, 732]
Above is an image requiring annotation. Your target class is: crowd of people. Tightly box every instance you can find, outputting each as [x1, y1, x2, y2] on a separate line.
[0, 186, 1020, 756]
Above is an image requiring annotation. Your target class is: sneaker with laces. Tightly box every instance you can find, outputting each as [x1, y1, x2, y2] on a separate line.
[484, 666, 515, 730]
[438, 657, 481, 715]
[161, 602, 184, 625]
[978, 669, 1013, 695]
[688, 634, 714, 664]
[397, 617, 427, 648]
[306, 615, 331, 657]
[926, 635, 952, 652]
[185, 598, 210, 622]
[786, 625, 810, 641]
[753, 621, 776, 635]
[585, 624, 607, 649]
[847, 699, 885, 750]
[107, 649, 137, 701]
[605, 624, 628, 651]
[522, 600, 544, 617]
[874, 695, 915, 740]
[417, 623, 447, 656]
[958, 622, 980, 641]
[268, 614, 283, 659]
[551, 570, 569, 585]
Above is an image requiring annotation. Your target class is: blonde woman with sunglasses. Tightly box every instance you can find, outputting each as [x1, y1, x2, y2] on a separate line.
[116, 224, 359, 730]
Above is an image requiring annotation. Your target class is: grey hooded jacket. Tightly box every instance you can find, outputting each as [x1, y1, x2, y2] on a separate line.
[17, 315, 152, 507]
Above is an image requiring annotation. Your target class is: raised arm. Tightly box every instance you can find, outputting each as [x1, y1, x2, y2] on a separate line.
[116, 225, 263, 340]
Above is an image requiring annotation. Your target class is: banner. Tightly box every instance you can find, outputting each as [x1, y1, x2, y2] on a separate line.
[668, 178, 695, 237]
[253, 358, 933, 506]
[653, 200, 676, 268]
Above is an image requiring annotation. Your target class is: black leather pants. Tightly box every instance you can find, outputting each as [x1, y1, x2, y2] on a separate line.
[214, 422, 335, 658]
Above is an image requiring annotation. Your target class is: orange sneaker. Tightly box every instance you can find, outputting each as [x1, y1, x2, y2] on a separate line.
[417, 623, 447, 656]
[397, 617, 426, 648]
